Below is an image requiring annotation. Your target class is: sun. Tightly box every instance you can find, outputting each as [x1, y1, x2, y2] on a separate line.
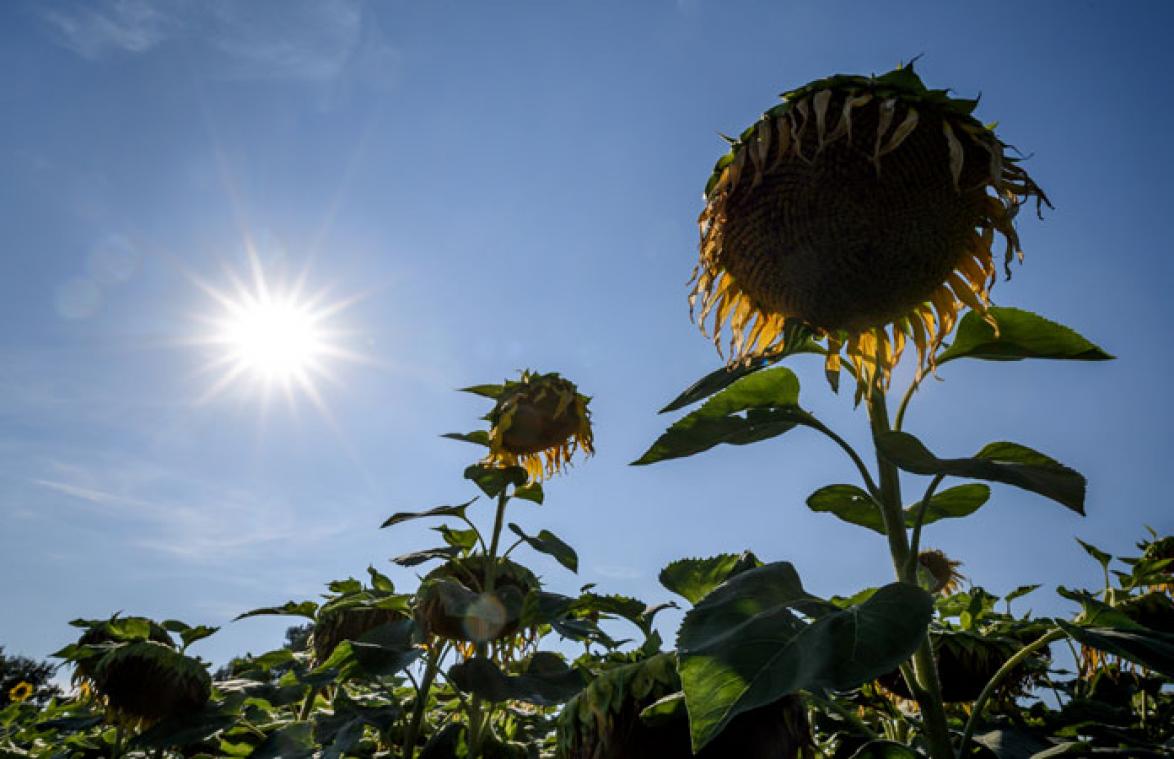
[193, 247, 363, 410]
[220, 296, 324, 381]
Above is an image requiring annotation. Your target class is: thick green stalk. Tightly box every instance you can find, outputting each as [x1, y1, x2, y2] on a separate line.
[298, 685, 319, 721]
[469, 490, 510, 758]
[403, 650, 441, 759]
[866, 389, 954, 759]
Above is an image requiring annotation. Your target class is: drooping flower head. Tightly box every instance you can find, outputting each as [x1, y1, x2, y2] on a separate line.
[482, 371, 594, 480]
[690, 62, 1049, 393]
[917, 548, 965, 595]
[62, 616, 211, 727]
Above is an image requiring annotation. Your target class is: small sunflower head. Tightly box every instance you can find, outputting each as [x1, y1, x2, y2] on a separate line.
[917, 549, 965, 595]
[483, 371, 593, 480]
[7, 681, 33, 704]
[691, 62, 1049, 393]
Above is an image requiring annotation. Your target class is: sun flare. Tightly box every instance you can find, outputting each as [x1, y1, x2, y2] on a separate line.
[193, 249, 363, 410]
[220, 296, 324, 381]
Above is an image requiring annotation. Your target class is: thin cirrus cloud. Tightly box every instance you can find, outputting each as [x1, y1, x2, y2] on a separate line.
[28, 457, 354, 563]
[38, 0, 398, 86]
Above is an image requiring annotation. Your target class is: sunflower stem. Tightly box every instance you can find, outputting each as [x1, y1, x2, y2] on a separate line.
[298, 685, 319, 721]
[403, 646, 441, 759]
[959, 627, 1065, 751]
[866, 388, 954, 759]
[893, 372, 925, 432]
[906, 474, 946, 577]
[469, 490, 510, 758]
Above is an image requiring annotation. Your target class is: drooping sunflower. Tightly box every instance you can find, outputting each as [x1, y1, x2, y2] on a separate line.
[65, 617, 211, 727]
[690, 62, 1049, 393]
[415, 556, 539, 645]
[916, 549, 966, 595]
[483, 371, 593, 480]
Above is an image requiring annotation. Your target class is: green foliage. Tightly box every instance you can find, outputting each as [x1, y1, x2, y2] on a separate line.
[657, 551, 763, 604]
[633, 367, 815, 464]
[876, 432, 1086, 514]
[676, 563, 931, 750]
[936, 307, 1114, 364]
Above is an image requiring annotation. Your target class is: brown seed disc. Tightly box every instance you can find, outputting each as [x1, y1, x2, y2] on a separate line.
[719, 96, 991, 333]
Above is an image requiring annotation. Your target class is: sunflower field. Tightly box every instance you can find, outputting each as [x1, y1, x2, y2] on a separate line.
[3, 62, 1172, 759]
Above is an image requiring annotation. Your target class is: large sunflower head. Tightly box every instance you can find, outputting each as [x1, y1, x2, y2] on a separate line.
[483, 371, 593, 480]
[415, 556, 540, 644]
[690, 62, 1049, 392]
[90, 641, 211, 725]
[310, 606, 406, 666]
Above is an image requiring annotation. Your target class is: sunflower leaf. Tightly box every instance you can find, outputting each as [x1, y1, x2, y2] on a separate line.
[1055, 619, 1174, 679]
[903, 483, 991, 527]
[442, 430, 490, 447]
[635, 367, 814, 465]
[460, 384, 505, 399]
[392, 546, 459, 567]
[463, 464, 528, 497]
[507, 523, 578, 573]
[807, 484, 885, 534]
[875, 432, 1086, 515]
[381, 498, 477, 529]
[676, 564, 932, 751]
[936, 307, 1113, 364]
[659, 551, 763, 605]
[235, 601, 319, 622]
[513, 482, 544, 504]
[659, 326, 819, 413]
[448, 653, 587, 706]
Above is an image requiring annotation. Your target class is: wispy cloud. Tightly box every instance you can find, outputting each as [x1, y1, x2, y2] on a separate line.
[28, 455, 354, 563]
[42, 0, 175, 60]
[38, 0, 399, 88]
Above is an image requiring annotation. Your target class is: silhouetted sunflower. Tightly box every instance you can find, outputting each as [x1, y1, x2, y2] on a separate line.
[485, 371, 593, 480]
[690, 62, 1049, 393]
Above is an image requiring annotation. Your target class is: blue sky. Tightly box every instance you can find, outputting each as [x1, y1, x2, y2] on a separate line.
[1, 0, 1172, 670]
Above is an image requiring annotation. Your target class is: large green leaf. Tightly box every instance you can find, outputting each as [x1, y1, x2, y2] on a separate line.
[658, 551, 763, 604]
[806, 484, 990, 534]
[1056, 620, 1174, 678]
[904, 483, 991, 526]
[130, 708, 237, 750]
[381, 498, 477, 529]
[324, 618, 422, 680]
[936, 307, 1113, 364]
[464, 464, 528, 497]
[807, 485, 885, 534]
[448, 653, 586, 706]
[659, 324, 818, 413]
[875, 432, 1085, 515]
[234, 601, 319, 622]
[249, 722, 314, 759]
[676, 564, 931, 750]
[634, 367, 813, 465]
[508, 523, 578, 572]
